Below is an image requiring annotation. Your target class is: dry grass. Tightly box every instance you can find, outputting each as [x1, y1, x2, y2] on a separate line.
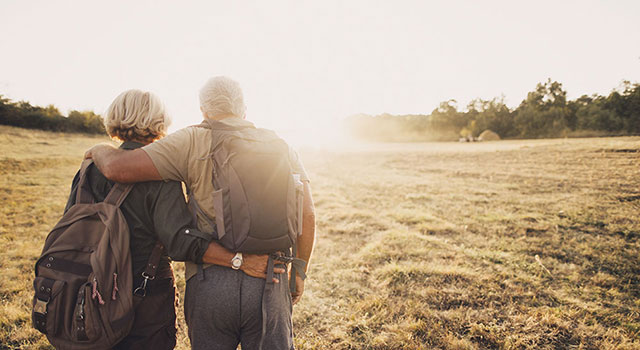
[1, 125, 639, 349]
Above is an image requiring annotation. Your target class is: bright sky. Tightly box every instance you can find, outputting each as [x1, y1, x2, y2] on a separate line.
[0, 0, 638, 145]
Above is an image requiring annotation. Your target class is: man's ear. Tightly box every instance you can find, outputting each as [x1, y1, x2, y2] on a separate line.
[200, 106, 207, 119]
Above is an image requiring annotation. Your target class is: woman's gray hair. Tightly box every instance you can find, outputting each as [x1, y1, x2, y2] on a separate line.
[104, 89, 171, 142]
[199, 76, 246, 119]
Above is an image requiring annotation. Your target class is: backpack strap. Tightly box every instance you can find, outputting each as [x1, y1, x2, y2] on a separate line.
[76, 159, 97, 204]
[289, 259, 307, 293]
[286, 241, 307, 294]
[75, 160, 134, 206]
[258, 255, 276, 350]
[133, 241, 165, 298]
[143, 241, 165, 280]
[257, 253, 307, 350]
[103, 182, 134, 207]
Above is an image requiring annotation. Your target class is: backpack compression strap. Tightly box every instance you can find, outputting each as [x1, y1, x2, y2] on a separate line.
[283, 241, 307, 293]
[289, 258, 307, 292]
[33, 278, 55, 334]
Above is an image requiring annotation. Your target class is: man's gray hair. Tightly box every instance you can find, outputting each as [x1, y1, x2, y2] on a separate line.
[199, 76, 246, 119]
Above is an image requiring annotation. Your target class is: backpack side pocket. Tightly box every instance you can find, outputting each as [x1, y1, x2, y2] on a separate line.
[71, 283, 102, 342]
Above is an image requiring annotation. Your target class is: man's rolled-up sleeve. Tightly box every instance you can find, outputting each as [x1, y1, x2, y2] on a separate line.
[151, 180, 212, 263]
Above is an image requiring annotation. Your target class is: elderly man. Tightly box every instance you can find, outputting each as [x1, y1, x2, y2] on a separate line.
[85, 77, 315, 350]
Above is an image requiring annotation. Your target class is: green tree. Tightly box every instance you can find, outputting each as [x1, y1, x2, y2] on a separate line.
[513, 79, 571, 138]
[576, 101, 623, 131]
[466, 97, 515, 138]
[429, 100, 468, 131]
[0, 95, 105, 134]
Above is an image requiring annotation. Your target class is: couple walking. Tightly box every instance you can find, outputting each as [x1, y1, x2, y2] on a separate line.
[70, 76, 315, 349]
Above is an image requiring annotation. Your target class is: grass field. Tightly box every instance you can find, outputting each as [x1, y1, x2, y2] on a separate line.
[1, 125, 639, 349]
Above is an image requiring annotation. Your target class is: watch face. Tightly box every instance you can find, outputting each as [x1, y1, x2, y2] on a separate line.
[232, 257, 242, 269]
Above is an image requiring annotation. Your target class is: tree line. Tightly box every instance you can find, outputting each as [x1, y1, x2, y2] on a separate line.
[346, 80, 640, 142]
[0, 95, 105, 134]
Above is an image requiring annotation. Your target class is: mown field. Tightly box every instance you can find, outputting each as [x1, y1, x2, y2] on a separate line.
[1, 125, 639, 349]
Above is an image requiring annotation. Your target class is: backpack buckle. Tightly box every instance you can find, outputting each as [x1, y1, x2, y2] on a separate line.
[34, 298, 49, 315]
[273, 255, 293, 264]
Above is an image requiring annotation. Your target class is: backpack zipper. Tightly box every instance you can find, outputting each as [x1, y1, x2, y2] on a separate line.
[91, 278, 105, 305]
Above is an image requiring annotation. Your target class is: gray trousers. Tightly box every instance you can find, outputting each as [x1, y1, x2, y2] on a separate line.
[184, 264, 294, 350]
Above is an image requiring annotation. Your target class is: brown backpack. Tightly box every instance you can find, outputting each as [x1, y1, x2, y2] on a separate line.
[32, 160, 136, 350]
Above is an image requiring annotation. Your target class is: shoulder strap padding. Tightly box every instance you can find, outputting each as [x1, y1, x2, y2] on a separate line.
[74, 160, 133, 207]
[76, 159, 96, 204]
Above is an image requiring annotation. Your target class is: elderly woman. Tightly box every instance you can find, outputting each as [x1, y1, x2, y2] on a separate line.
[64, 90, 278, 350]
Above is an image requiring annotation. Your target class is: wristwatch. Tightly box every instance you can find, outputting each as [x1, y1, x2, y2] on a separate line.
[231, 252, 243, 270]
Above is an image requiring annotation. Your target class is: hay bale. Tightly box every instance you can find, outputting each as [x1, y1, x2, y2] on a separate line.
[478, 130, 500, 141]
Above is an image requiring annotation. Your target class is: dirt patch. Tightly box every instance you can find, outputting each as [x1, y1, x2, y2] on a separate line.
[600, 148, 640, 153]
[618, 195, 640, 202]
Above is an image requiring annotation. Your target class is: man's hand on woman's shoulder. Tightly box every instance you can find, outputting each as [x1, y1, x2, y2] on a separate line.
[83, 143, 161, 183]
[84, 143, 117, 160]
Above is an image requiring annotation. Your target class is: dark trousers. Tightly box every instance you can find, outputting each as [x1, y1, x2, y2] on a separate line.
[184, 265, 294, 350]
[113, 278, 178, 350]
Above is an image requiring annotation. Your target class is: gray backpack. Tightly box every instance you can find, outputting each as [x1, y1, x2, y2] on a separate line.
[191, 119, 307, 284]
